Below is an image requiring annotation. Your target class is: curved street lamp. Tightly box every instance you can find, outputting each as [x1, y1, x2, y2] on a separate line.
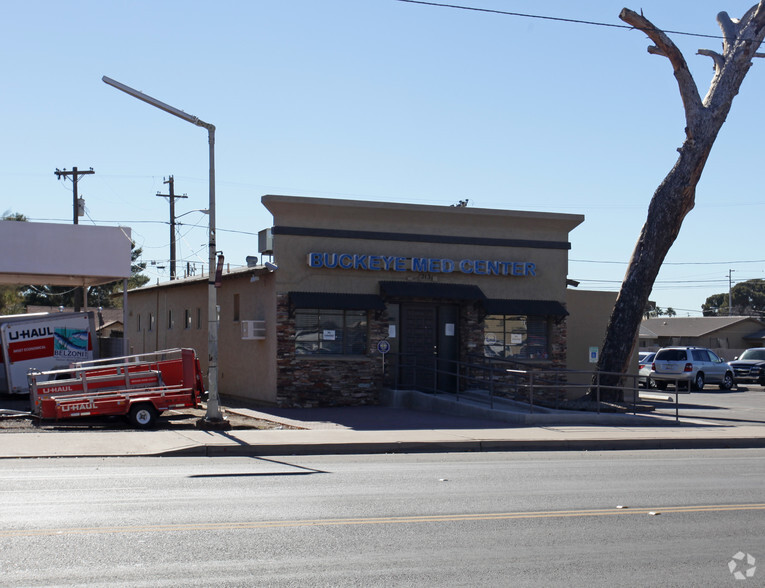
[102, 76, 228, 429]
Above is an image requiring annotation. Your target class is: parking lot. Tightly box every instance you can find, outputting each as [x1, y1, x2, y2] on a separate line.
[640, 383, 765, 425]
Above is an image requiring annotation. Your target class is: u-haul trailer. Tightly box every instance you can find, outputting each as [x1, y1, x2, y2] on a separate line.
[28, 348, 205, 428]
[0, 312, 96, 395]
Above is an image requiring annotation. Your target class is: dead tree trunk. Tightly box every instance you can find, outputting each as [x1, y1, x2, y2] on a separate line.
[593, 4, 765, 401]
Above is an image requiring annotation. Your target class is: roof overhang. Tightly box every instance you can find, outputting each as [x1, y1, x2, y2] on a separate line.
[379, 281, 486, 301]
[0, 221, 132, 287]
[290, 291, 386, 311]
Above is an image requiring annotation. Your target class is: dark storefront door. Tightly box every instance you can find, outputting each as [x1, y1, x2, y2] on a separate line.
[399, 303, 459, 393]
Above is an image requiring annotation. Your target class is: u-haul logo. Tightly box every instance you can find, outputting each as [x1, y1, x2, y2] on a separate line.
[62, 399, 96, 412]
[44, 385, 74, 394]
[8, 326, 54, 341]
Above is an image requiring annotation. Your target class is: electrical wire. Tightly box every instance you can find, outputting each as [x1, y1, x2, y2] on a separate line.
[571, 258, 765, 266]
[394, 0, 725, 40]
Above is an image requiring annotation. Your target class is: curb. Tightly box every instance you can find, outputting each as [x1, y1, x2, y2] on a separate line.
[3, 434, 765, 460]
[157, 436, 765, 458]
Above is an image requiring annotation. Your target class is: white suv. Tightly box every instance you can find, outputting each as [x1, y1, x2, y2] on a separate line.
[650, 347, 734, 391]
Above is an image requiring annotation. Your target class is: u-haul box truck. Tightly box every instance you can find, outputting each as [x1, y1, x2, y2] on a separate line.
[0, 312, 97, 395]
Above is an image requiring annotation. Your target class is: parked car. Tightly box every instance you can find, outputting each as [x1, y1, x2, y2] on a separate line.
[639, 352, 656, 388]
[650, 346, 734, 391]
[728, 348, 765, 386]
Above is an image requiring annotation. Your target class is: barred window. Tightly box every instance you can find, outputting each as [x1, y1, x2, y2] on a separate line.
[295, 309, 367, 355]
[484, 315, 549, 360]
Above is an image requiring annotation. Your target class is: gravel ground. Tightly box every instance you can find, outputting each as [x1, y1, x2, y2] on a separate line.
[0, 395, 291, 433]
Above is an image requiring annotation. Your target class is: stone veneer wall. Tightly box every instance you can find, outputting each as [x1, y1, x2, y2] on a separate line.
[274, 293, 389, 407]
[274, 292, 569, 407]
[459, 308, 569, 404]
[549, 317, 567, 368]
[460, 307, 568, 367]
[460, 303, 484, 361]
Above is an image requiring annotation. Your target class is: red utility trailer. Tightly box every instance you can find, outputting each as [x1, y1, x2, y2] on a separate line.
[28, 348, 205, 428]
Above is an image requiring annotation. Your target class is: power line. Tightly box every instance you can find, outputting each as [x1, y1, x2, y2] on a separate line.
[26, 217, 259, 237]
[571, 258, 765, 266]
[394, 0, 724, 40]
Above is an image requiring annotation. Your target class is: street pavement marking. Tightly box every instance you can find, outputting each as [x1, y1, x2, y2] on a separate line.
[3, 503, 765, 537]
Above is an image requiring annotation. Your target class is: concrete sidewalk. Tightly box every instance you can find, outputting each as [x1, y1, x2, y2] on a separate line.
[1, 404, 765, 458]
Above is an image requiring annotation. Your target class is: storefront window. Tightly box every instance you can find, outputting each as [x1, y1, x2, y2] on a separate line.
[295, 309, 368, 355]
[484, 315, 549, 360]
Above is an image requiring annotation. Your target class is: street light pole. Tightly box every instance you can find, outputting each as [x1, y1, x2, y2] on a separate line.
[102, 76, 227, 428]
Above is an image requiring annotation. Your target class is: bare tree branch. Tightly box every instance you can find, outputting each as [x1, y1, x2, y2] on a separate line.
[697, 49, 725, 72]
[592, 4, 765, 403]
[717, 11, 739, 54]
[703, 2, 765, 110]
[619, 8, 703, 125]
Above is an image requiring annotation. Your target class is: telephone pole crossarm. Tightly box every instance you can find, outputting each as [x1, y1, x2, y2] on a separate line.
[54, 166, 95, 312]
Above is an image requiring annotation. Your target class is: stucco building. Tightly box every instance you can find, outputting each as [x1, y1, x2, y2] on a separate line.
[127, 195, 620, 407]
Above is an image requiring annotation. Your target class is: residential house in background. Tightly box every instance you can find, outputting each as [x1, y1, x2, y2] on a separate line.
[640, 316, 765, 359]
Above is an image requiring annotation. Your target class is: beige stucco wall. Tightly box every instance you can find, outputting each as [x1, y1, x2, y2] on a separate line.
[263, 195, 584, 302]
[127, 269, 278, 404]
[566, 290, 616, 373]
[565, 289, 639, 399]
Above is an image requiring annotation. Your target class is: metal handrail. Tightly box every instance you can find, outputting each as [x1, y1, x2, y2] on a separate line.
[383, 351, 661, 416]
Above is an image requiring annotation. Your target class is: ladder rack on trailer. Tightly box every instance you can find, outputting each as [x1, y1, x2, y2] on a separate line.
[28, 348, 205, 428]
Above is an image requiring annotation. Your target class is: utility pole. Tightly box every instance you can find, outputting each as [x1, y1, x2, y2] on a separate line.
[728, 269, 735, 316]
[156, 176, 187, 280]
[55, 166, 95, 311]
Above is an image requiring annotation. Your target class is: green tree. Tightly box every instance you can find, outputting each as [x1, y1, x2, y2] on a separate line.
[702, 293, 729, 316]
[702, 279, 765, 317]
[2, 211, 27, 222]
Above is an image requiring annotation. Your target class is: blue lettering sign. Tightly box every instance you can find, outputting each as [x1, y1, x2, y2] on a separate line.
[306, 252, 536, 278]
[324, 253, 338, 268]
[338, 254, 353, 269]
[412, 257, 427, 272]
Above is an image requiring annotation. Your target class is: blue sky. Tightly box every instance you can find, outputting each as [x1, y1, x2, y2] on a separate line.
[2, 1, 764, 315]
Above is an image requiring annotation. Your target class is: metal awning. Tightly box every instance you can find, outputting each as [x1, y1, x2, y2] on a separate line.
[289, 292, 386, 311]
[483, 299, 568, 317]
[0, 222, 132, 287]
[379, 281, 486, 301]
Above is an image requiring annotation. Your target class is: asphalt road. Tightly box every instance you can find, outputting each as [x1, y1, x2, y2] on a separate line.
[1, 450, 764, 587]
